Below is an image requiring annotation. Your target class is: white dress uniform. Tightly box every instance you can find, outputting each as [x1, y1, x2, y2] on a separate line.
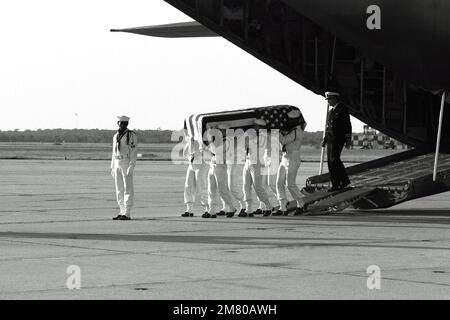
[111, 128, 138, 218]
[183, 137, 209, 214]
[224, 135, 246, 213]
[276, 124, 305, 212]
[243, 130, 273, 214]
[259, 147, 278, 210]
[207, 139, 236, 216]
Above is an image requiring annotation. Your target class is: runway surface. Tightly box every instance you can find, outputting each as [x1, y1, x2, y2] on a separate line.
[0, 160, 449, 299]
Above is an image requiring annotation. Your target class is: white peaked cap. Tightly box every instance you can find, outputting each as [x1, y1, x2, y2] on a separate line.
[117, 115, 130, 122]
[325, 92, 340, 99]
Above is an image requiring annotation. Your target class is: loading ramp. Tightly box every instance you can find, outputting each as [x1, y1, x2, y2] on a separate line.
[303, 149, 450, 211]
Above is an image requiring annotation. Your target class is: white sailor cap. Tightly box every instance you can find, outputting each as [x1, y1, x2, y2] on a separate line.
[325, 92, 340, 100]
[117, 115, 130, 122]
[287, 109, 302, 118]
[254, 119, 267, 126]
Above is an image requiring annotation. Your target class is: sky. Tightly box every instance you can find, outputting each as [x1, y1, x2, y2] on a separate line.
[0, 0, 364, 132]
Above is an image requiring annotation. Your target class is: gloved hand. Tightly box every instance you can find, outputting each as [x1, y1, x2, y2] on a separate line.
[321, 138, 327, 148]
[126, 165, 135, 176]
[110, 168, 115, 178]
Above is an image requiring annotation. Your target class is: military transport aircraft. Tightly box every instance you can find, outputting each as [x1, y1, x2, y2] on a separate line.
[111, 0, 450, 213]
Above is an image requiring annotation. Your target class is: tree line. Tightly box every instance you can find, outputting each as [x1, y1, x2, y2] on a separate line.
[0, 129, 325, 146]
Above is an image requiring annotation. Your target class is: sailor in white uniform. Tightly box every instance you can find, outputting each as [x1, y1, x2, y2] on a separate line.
[182, 136, 209, 217]
[257, 131, 279, 214]
[111, 115, 138, 220]
[204, 125, 237, 218]
[272, 109, 307, 216]
[224, 130, 246, 216]
[242, 119, 274, 217]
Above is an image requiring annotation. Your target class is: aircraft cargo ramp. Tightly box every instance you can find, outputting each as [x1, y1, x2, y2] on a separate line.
[304, 149, 450, 211]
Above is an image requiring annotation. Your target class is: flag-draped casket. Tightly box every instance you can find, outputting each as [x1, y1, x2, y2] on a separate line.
[184, 105, 304, 144]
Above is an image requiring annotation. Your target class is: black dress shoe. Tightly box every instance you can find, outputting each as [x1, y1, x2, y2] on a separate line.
[272, 210, 283, 216]
[181, 212, 193, 217]
[226, 210, 236, 218]
[263, 210, 272, 216]
[294, 207, 305, 216]
[210, 214, 217, 218]
[339, 183, 351, 190]
[253, 209, 263, 215]
[112, 214, 122, 220]
[217, 210, 226, 216]
[202, 212, 211, 218]
[238, 209, 247, 217]
[118, 215, 131, 220]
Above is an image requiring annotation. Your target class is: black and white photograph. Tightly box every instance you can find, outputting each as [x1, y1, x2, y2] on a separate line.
[0, 0, 449, 306]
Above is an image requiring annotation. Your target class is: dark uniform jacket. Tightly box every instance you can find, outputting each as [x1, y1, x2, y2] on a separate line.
[325, 104, 352, 143]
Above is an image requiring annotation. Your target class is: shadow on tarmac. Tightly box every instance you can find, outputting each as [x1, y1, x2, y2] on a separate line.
[0, 231, 449, 251]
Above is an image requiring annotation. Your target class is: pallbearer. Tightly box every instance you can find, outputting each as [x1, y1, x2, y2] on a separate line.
[204, 125, 237, 218]
[242, 119, 274, 217]
[182, 136, 209, 217]
[111, 115, 138, 220]
[272, 110, 307, 216]
[258, 132, 279, 214]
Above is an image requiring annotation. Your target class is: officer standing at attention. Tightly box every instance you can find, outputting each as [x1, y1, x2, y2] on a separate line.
[111, 115, 138, 220]
[322, 92, 352, 192]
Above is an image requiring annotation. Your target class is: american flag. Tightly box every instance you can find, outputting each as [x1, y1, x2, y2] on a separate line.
[184, 105, 304, 145]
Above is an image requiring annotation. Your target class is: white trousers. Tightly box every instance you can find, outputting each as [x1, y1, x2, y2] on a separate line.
[113, 161, 134, 217]
[184, 162, 209, 213]
[276, 154, 303, 211]
[208, 164, 235, 214]
[225, 164, 245, 211]
[259, 161, 278, 209]
[243, 161, 272, 213]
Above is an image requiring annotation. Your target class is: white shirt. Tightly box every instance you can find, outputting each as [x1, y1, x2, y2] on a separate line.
[111, 130, 138, 168]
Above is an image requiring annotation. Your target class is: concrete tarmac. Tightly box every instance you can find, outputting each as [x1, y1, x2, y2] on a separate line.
[0, 160, 449, 299]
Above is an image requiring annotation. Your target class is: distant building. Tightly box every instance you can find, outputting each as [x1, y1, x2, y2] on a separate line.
[352, 125, 408, 150]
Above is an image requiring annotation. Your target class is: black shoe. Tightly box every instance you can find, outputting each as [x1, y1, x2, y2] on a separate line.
[181, 212, 193, 217]
[112, 214, 122, 220]
[202, 212, 211, 218]
[217, 210, 226, 216]
[272, 210, 283, 216]
[253, 209, 263, 215]
[226, 210, 236, 218]
[294, 207, 305, 216]
[210, 214, 217, 218]
[238, 209, 247, 217]
[339, 183, 351, 190]
[263, 210, 272, 216]
[118, 215, 131, 220]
